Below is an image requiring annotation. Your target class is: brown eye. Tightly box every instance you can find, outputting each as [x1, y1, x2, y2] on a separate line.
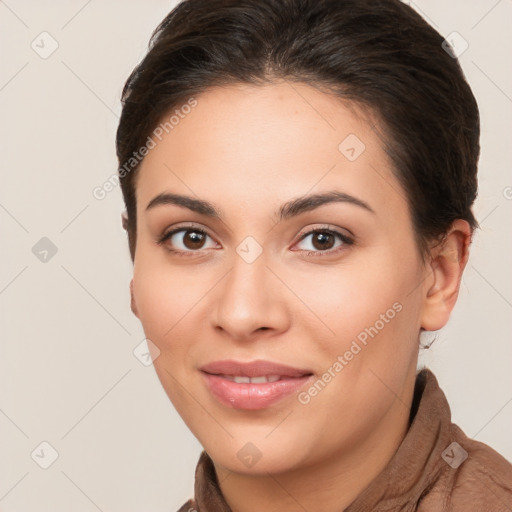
[158, 227, 217, 253]
[294, 228, 354, 256]
[311, 231, 336, 250]
[182, 230, 207, 249]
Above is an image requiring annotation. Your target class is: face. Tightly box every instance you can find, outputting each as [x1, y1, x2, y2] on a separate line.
[130, 82, 428, 475]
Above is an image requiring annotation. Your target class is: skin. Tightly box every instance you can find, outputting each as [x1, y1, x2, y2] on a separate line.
[129, 81, 471, 511]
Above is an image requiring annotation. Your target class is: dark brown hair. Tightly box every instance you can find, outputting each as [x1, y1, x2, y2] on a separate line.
[116, 0, 479, 261]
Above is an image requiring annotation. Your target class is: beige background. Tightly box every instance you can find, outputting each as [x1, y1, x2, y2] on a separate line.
[0, 0, 511, 510]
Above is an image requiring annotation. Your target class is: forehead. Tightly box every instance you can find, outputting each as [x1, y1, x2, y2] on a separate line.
[135, 81, 409, 225]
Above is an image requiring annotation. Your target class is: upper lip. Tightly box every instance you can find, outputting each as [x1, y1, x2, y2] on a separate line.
[200, 359, 313, 378]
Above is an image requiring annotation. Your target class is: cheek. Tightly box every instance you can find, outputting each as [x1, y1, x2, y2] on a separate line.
[293, 259, 408, 333]
[132, 255, 202, 338]
[289, 263, 421, 443]
[132, 261, 202, 410]
[131, 255, 216, 397]
[290, 250, 422, 370]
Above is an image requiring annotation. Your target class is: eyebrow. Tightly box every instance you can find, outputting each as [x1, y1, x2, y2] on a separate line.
[145, 190, 375, 220]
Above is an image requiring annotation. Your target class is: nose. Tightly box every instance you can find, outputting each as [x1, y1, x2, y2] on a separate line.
[210, 250, 290, 342]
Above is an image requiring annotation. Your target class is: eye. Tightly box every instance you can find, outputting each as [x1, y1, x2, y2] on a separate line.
[293, 227, 354, 257]
[157, 225, 218, 255]
[156, 224, 353, 258]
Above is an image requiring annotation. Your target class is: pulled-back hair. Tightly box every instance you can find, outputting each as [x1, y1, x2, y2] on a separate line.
[116, 0, 479, 261]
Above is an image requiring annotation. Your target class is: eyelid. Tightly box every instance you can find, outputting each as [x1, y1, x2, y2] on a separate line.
[294, 224, 354, 243]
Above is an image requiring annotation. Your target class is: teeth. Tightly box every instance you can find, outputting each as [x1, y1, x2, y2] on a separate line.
[223, 375, 282, 384]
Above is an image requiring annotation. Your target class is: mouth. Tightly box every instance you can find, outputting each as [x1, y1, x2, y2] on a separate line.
[199, 359, 313, 378]
[211, 374, 294, 384]
[199, 359, 314, 410]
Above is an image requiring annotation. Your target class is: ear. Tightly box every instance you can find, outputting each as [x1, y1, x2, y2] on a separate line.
[130, 279, 139, 318]
[121, 210, 128, 231]
[420, 220, 472, 331]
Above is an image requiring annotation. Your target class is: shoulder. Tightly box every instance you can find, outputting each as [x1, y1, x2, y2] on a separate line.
[413, 370, 512, 511]
[431, 423, 512, 511]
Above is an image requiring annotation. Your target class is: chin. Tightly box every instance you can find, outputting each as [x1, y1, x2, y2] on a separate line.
[202, 434, 310, 476]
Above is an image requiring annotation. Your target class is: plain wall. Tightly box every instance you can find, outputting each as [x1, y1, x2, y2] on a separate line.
[0, 1, 510, 510]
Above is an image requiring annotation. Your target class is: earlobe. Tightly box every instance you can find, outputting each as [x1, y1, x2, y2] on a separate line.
[420, 220, 472, 331]
[130, 279, 139, 318]
[121, 210, 128, 231]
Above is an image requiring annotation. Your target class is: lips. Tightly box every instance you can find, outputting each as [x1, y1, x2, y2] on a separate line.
[199, 359, 314, 410]
[199, 359, 313, 378]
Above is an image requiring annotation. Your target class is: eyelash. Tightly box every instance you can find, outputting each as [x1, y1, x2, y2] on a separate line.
[156, 223, 354, 258]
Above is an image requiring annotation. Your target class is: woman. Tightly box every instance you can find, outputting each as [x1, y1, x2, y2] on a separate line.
[115, 0, 512, 510]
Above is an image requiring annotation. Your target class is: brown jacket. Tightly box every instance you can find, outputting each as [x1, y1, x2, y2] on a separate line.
[178, 369, 512, 511]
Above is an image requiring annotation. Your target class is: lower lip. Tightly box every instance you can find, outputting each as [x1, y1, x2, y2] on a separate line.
[201, 372, 313, 410]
